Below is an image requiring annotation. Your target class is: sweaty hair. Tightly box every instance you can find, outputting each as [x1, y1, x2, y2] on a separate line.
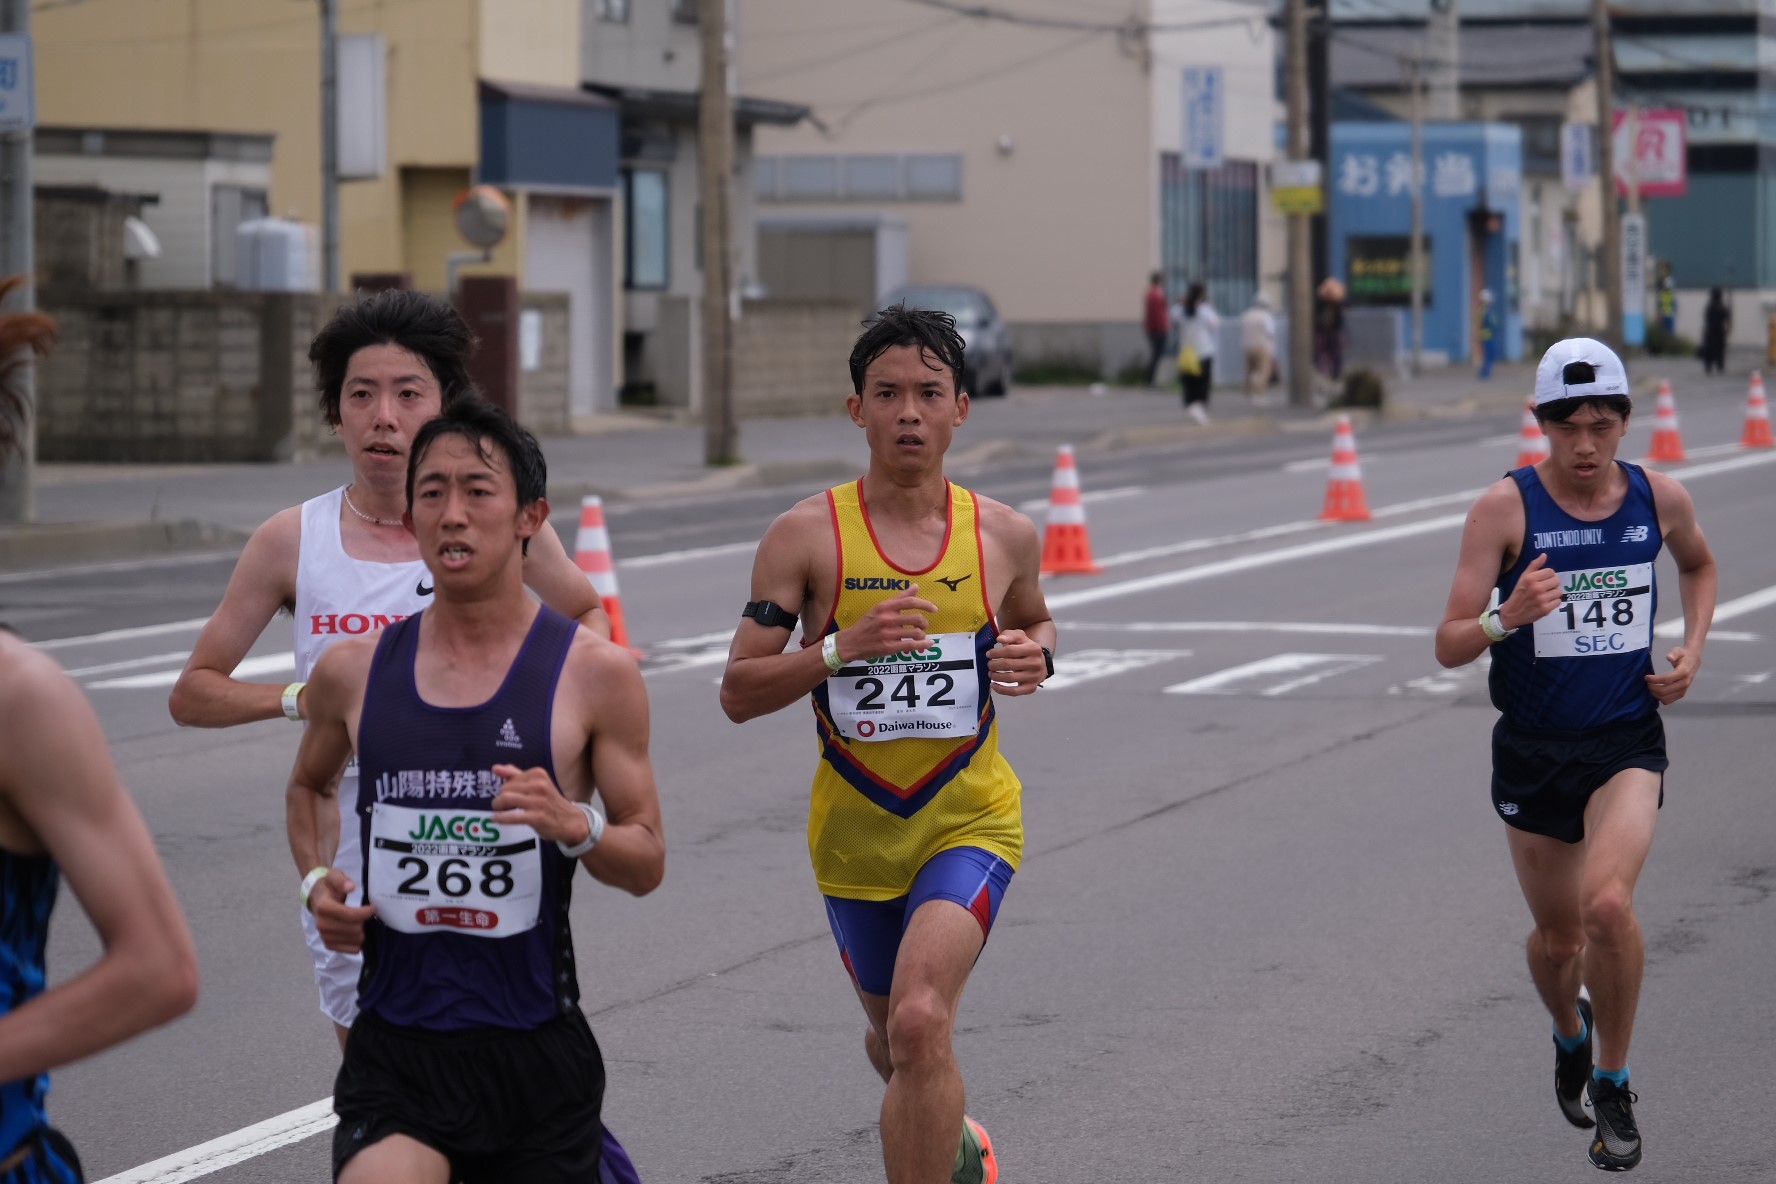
[0, 277, 57, 459]
[406, 397, 547, 554]
[309, 289, 477, 427]
[1536, 395, 1632, 425]
[848, 303, 967, 395]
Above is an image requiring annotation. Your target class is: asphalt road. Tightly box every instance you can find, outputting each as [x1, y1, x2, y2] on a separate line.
[9, 378, 1776, 1184]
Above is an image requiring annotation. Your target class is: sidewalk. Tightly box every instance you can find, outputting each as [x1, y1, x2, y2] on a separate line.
[0, 358, 1539, 569]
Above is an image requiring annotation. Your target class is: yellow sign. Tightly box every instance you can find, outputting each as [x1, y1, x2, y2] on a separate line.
[1274, 186, 1323, 214]
[1271, 159, 1323, 215]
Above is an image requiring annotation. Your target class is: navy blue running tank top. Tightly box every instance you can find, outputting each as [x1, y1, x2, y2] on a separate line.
[354, 606, 583, 1031]
[0, 848, 57, 1160]
[1490, 461, 1662, 733]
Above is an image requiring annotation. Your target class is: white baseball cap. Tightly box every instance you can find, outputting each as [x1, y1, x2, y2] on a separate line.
[1534, 337, 1630, 408]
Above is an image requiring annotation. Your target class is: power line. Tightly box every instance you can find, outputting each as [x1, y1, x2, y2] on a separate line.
[896, 0, 1267, 36]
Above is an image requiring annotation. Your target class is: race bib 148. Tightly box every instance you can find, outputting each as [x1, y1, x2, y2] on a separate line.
[367, 802, 542, 938]
[1533, 562, 1653, 658]
[827, 631, 980, 741]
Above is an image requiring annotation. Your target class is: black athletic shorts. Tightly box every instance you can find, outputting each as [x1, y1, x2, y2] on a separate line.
[332, 1009, 605, 1183]
[1491, 712, 1667, 844]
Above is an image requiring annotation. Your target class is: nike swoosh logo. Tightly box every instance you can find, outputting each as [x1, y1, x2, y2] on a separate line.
[936, 574, 972, 592]
[416, 580, 434, 596]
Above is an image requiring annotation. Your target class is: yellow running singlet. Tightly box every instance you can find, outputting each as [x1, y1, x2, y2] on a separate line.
[806, 480, 1023, 900]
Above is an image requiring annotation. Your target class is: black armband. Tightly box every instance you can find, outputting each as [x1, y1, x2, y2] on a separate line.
[742, 600, 798, 631]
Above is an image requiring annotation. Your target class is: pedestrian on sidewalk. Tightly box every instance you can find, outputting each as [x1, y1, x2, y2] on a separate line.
[1700, 287, 1730, 374]
[1314, 277, 1346, 387]
[1176, 281, 1219, 423]
[1241, 290, 1277, 401]
[1477, 288, 1501, 380]
[1142, 271, 1170, 387]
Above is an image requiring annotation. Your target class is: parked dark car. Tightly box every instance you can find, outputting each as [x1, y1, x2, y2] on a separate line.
[878, 285, 1013, 397]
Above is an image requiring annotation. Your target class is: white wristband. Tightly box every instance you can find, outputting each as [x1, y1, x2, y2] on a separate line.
[557, 802, 606, 859]
[282, 681, 306, 722]
[822, 633, 844, 672]
[300, 866, 331, 911]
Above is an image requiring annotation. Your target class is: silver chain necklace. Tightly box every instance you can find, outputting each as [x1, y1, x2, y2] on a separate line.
[342, 485, 403, 528]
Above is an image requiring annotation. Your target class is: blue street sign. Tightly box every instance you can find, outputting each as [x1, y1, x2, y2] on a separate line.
[1182, 66, 1224, 170]
[0, 35, 33, 133]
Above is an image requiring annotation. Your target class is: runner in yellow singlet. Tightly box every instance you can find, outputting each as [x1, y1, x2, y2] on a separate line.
[721, 304, 1055, 1184]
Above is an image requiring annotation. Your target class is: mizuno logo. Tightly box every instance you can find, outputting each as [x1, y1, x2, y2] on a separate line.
[935, 574, 973, 592]
[417, 579, 434, 596]
[496, 718, 523, 749]
[1620, 525, 1650, 543]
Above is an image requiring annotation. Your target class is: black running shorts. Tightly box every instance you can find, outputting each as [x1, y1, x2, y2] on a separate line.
[1491, 712, 1668, 844]
[332, 1009, 605, 1183]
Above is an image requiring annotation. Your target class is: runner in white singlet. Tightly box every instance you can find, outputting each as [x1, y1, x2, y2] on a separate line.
[171, 290, 608, 1044]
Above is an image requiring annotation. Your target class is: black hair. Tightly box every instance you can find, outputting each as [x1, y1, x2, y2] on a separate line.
[848, 303, 967, 395]
[406, 397, 547, 555]
[1536, 395, 1632, 424]
[1184, 282, 1206, 317]
[0, 277, 56, 459]
[309, 289, 477, 427]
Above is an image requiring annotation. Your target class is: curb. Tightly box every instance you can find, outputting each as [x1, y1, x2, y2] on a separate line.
[0, 519, 250, 573]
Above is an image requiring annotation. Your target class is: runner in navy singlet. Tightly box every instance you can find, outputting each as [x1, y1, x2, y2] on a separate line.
[1435, 339, 1718, 1172]
[287, 399, 663, 1183]
[0, 292, 198, 1184]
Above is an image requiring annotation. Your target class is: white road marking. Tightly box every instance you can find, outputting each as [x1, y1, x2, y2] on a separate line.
[620, 541, 758, 568]
[1477, 432, 1522, 448]
[88, 651, 293, 690]
[0, 551, 238, 586]
[1656, 582, 1776, 638]
[1061, 620, 1432, 637]
[34, 618, 211, 651]
[91, 1097, 336, 1184]
[1040, 648, 1190, 691]
[1165, 652, 1383, 696]
[1018, 485, 1145, 514]
[1283, 455, 1388, 473]
[1634, 441, 1744, 464]
[62, 651, 193, 679]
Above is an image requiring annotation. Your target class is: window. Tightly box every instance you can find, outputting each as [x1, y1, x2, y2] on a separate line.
[595, 0, 629, 21]
[754, 153, 964, 203]
[1159, 153, 1257, 314]
[211, 184, 269, 288]
[625, 169, 668, 289]
[671, 0, 697, 23]
[903, 154, 962, 200]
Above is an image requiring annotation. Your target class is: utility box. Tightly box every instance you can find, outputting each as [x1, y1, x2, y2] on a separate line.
[458, 275, 520, 416]
[235, 218, 319, 291]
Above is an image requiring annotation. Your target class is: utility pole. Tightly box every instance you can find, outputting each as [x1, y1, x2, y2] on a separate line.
[320, 0, 340, 293]
[1285, 0, 1314, 407]
[1426, 0, 1460, 121]
[0, 0, 33, 522]
[698, 0, 737, 465]
[1592, 0, 1620, 346]
[1408, 54, 1426, 375]
[1307, 0, 1329, 291]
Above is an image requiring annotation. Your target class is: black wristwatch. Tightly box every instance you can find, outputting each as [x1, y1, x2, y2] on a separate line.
[742, 600, 798, 630]
[1040, 646, 1054, 680]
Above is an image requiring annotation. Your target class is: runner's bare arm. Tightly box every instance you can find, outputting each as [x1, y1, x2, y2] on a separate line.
[494, 641, 664, 894]
[982, 500, 1056, 697]
[720, 503, 938, 722]
[1435, 481, 1556, 668]
[523, 517, 612, 639]
[1646, 473, 1717, 704]
[286, 640, 377, 953]
[0, 639, 198, 1083]
[169, 507, 301, 727]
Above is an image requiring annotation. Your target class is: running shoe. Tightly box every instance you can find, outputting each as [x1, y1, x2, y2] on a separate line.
[1555, 994, 1596, 1129]
[1587, 1076, 1642, 1171]
[953, 1115, 998, 1184]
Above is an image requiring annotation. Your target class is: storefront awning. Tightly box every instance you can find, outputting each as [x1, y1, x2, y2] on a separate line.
[478, 79, 619, 193]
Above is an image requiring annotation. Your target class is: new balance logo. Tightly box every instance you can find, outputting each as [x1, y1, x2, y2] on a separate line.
[1620, 525, 1650, 543]
[1498, 802, 1521, 817]
[496, 718, 523, 749]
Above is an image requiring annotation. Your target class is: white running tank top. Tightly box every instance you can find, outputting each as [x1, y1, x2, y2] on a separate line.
[293, 487, 432, 891]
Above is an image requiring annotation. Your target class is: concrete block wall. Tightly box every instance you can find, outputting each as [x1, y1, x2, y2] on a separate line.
[517, 292, 570, 434]
[733, 299, 859, 417]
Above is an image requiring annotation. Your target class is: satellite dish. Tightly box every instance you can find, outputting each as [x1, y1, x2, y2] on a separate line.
[453, 185, 511, 250]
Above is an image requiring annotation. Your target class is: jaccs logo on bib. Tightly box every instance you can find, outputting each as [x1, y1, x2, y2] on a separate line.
[407, 814, 503, 844]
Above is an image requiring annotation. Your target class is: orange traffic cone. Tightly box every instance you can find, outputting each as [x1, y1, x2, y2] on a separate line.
[1320, 414, 1372, 522]
[1646, 379, 1686, 462]
[1516, 398, 1549, 468]
[574, 495, 640, 654]
[1038, 445, 1101, 574]
[1742, 372, 1774, 449]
